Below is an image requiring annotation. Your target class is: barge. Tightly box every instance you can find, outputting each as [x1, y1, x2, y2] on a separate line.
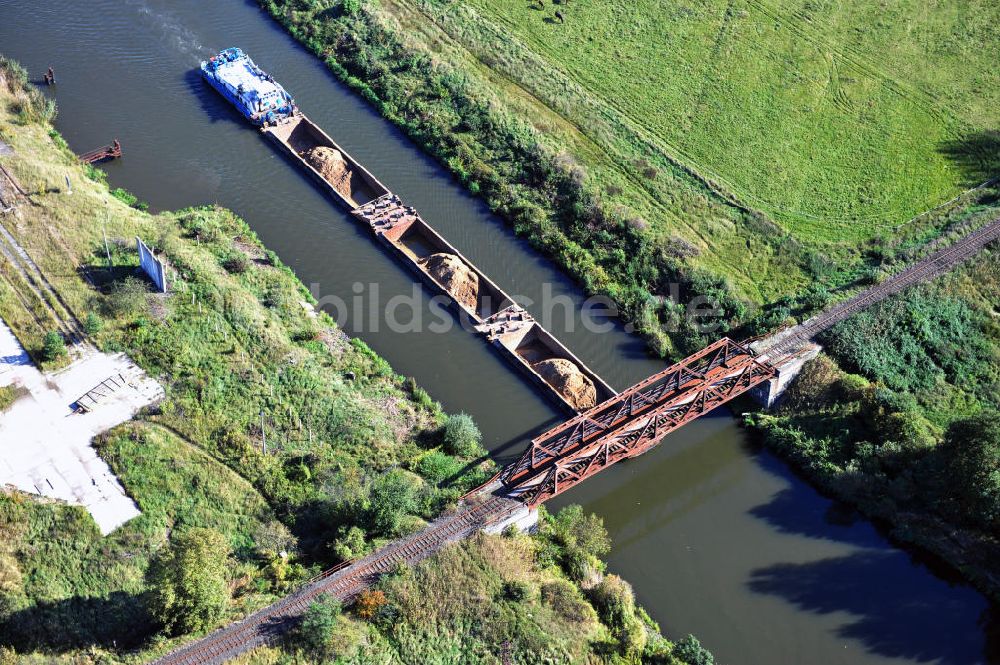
[199, 48, 617, 413]
[353, 195, 513, 321]
[354, 196, 616, 413]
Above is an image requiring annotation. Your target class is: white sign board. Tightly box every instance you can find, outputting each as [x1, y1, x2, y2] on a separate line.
[136, 237, 167, 293]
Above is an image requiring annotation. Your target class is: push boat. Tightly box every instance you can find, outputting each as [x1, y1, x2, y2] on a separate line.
[200, 47, 296, 126]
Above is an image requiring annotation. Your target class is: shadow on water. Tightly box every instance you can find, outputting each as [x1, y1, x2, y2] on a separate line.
[746, 450, 1000, 664]
[184, 68, 245, 126]
[939, 131, 1000, 187]
[749, 551, 1000, 664]
[746, 451, 883, 550]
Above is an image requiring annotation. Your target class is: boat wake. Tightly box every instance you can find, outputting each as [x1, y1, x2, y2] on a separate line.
[128, 0, 209, 63]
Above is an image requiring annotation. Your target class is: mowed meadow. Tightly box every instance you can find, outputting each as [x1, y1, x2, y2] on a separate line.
[438, 0, 1000, 239]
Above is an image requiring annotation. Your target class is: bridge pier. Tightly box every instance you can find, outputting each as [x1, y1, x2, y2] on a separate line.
[750, 340, 822, 408]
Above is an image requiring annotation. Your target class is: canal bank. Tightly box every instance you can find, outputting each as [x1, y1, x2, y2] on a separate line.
[1, 1, 996, 663]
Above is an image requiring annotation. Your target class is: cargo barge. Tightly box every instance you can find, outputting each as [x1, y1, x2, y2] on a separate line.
[199, 48, 616, 413]
[354, 196, 616, 412]
[353, 195, 513, 321]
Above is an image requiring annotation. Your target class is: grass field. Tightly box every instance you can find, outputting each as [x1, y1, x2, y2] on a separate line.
[417, 0, 999, 237]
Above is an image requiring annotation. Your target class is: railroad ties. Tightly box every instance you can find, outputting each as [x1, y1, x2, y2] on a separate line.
[758, 216, 1000, 361]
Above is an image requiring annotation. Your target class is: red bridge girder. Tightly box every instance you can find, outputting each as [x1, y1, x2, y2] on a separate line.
[503, 338, 775, 506]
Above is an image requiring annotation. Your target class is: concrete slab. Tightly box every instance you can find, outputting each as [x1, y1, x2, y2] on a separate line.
[0, 320, 163, 534]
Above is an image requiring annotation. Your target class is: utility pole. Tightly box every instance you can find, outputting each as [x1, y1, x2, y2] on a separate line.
[260, 410, 266, 454]
[102, 222, 112, 267]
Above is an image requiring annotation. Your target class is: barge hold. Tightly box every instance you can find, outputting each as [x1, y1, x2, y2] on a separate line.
[199, 48, 616, 413]
[264, 115, 389, 209]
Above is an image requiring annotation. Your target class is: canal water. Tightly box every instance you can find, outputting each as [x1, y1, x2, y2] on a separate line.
[1, 1, 996, 662]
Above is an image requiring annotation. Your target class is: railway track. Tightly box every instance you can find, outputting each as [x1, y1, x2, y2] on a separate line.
[0, 218, 90, 351]
[763, 217, 1000, 358]
[152, 494, 519, 665]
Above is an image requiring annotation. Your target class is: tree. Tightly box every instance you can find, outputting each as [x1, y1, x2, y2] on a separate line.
[547, 504, 611, 559]
[442, 413, 481, 457]
[942, 411, 1000, 526]
[673, 635, 715, 665]
[253, 519, 296, 559]
[298, 593, 341, 660]
[41, 331, 66, 362]
[147, 527, 231, 635]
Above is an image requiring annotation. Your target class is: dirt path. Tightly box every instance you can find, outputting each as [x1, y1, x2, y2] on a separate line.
[0, 217, 90, 351]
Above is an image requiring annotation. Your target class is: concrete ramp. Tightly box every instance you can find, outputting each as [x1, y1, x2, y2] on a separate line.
[0, 320, 163, 534]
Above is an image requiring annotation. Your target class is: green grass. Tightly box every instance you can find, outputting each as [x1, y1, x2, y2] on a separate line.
[261, 0, 999, 361]
[432, 0, 1000, 235]
[0, 385, 27, 413]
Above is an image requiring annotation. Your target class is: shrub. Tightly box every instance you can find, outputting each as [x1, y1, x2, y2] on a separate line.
[543, 504, 611, 560]
[84, 312, 103, 335]
[222, 251, 251, 274]
[41, 330, 66, 362]
[368, 469, 417, 537]
[332, 525, 367, 561]
[83, 164, 107, 184]
[588, 574, 646, 654]
[298, 593, 341, 660]
[104, 276, 149, 317]
[147, 527, 231, 635]
[588, 574, 635, 631]
[501, 579, 530, 602]
[0, 385, 28, 413]
[354, 589, 387, 620]
[416, 450, 463, 484]
[253, 520, 296, 558]
[111, 187, 149, 211]
[941, 412, 1000, 527]
[442, 413, 482, 457]
[541, 580, 593, 622]
[673, 635, 715, 665]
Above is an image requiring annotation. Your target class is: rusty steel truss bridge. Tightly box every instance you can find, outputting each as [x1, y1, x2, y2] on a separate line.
[501, 337, 775, 505]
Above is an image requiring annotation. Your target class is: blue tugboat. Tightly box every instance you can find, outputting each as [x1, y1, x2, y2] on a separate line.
[200, 47, 297, 126]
